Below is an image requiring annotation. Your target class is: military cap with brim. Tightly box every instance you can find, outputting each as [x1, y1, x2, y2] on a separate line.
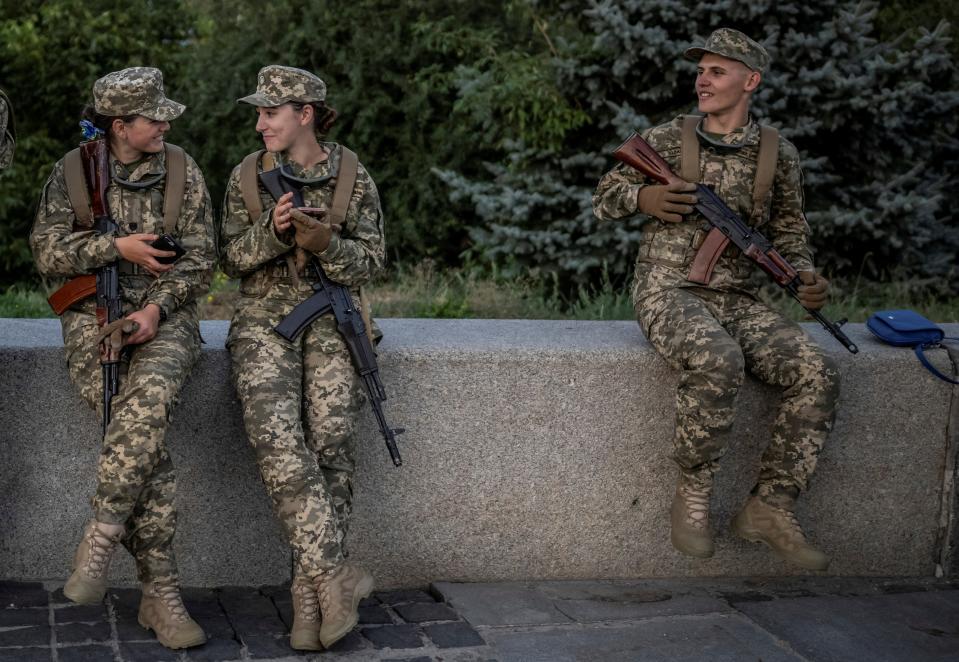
[684, 27, 770, 73]
[238, 65, 327, 107]
[93, 67, 185, 121]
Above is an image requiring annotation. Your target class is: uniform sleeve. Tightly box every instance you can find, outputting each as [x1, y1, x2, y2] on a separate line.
[314, 163, 385, 288]
[140, 156, 216, 316]
[30, 159, 121, 277]
[592, 161, 645, 221]
[218, 163, 294, 278]
[766, 142, 814, 272]
[592, 125, 669, 222]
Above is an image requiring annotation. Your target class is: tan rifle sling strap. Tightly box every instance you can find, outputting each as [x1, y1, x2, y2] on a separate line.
[64, 143, 187, 233]
[679, 115, 779, 222]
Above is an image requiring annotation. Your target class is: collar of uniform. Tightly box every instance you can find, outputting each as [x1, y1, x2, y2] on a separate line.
[276, 142, 340, 181]
[111, 148, 166, 185]
[694, 115, 760, 151]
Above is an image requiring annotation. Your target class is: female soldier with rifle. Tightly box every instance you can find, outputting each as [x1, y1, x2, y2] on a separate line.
[30, 67, 215, 650]
[219, 65, 386, 652]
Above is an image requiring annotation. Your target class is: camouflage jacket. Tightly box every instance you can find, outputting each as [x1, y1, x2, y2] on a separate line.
[0, 92, 13, 171]
[593, 115, 813, 297]
[31, 146, 215, 321]
[219, 143, 385, 341]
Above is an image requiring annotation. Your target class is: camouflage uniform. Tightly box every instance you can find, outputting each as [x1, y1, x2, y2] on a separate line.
[0, 89, 14, 171]
[221, 66, 385, 579]
[594, 102, 840, 507]
[30, 68, 214, 584]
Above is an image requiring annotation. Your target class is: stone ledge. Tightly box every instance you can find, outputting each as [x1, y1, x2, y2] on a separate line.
[0, 318, 956, 587]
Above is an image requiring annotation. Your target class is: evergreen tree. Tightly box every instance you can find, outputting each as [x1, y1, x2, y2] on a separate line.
[439, 0, 959, 290]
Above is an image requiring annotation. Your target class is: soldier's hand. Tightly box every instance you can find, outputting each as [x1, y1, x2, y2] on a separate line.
[290, 208, 339, 254]
[114, 234, 175, 275]
[124, 304, 162, 345]
[797, 271, 829, 310]
[637, 180, 698, 223]
[96, 318, 139, 362]
[272, 192, 295, 236]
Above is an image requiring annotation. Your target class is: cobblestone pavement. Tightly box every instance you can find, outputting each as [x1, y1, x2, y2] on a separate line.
[2, 577, 958, 661]
[0, 582, 493, 661]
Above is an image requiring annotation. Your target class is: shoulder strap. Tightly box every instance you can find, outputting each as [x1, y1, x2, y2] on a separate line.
[0, 87, 13, 140]
[330, 147, 358, 226]
[680, 115, 699, 182]
[239, 150, 279, 219]
[753, 125, 779, 217]
[240, 150, 266, 220]
[162, 144, 186, 234]
[915, 344, 959, 385]
[63, 147, 93, 230]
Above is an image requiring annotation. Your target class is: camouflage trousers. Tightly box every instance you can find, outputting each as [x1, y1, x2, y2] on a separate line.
[635, 284, 841, 509]
[61, 308, 201, 584]
[229, 315, 365, 579]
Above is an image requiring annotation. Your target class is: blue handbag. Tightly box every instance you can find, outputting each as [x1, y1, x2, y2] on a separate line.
[866, 309, 959, 385]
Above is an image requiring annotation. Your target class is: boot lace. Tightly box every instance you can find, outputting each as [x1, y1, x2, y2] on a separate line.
[153, 583, 189, 622]
[83, 526, 119, 578]
[679, 483, 711, 530]
[293, 580, 320, 622]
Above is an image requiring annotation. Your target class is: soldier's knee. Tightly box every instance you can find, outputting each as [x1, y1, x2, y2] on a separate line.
[688, 341, 745, 386]
[802, 350, 840, 397]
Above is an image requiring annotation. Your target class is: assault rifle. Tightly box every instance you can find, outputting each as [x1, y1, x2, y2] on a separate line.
[613, 133, 858, 354]
[261, 168, 404, 466]
[85, 139, 123, 433]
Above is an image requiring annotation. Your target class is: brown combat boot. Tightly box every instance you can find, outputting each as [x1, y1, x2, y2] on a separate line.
[290, 575, 322, 651]
[315, 563, 374, 649]
[138, 581, 207, 649]
[670, 470, 714, 558]
[63, 520, 122, 604]
[731, 496, 830, 571]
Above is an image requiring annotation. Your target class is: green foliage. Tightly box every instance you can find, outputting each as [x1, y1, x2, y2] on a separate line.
[439, 0, 959, 292]
[0, 0, 956, 303]
[0, 0, 195, 287]
[0, 284, 54, 317]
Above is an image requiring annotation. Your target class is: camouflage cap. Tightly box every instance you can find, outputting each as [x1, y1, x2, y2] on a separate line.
[237, 65, 327, 107]
[684, 28, 770, 73]
[93, 67, 185, 121]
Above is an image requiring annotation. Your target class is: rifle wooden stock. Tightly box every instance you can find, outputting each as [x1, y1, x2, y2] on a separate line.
[47, 274, 97, 315]
[612, 133, 685, 187]
[82, 139, 110, 219]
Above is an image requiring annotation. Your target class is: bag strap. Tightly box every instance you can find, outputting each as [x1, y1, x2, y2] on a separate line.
[680, 115, 699, 182]
[63, 147, 93, 230]
[162, 144, 186, 234]
[915, 344, 959, 385]
[330, 147, 358, 226]
[752, 125, 779, 222]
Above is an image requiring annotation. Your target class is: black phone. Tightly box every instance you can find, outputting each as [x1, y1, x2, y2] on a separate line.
[150, 234, 186, 264]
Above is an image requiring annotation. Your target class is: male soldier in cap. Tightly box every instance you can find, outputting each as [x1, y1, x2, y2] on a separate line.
[31, 67, 214, 648]
[593, 29, 839, 570]
[0, 87, 14, 172]
[220, 65, 383, 651]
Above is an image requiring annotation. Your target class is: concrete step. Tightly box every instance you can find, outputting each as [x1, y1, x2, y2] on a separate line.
[1, 318, 957, 587]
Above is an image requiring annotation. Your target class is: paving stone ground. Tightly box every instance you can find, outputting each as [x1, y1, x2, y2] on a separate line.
[1, 577, 956, 661]
[0, 582, 492, 661]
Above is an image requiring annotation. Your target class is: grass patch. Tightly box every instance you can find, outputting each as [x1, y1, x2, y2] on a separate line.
[5, 267, 959, 323]
[0, 285, 55, 318]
